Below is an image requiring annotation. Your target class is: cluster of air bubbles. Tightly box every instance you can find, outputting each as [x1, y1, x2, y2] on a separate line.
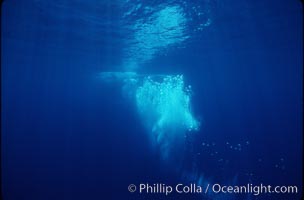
[200, 140, 250, 156]
[197, 137, 287, 183]
[136, 74, 199, 134]
[200, 141, 218, 156]
[199, 141, 231, 168]
[275, 158, 286, 171]
[244, 172, 254, 177]
[227, 142, 241, 151]
[256, 157, 286, 171]
[201, 142, 216, 148]
[225, 141, 250, 152]
[196, 140, 254, 171]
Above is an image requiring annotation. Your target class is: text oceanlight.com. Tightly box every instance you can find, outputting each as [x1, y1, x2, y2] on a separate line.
[128, 183, 298, 196]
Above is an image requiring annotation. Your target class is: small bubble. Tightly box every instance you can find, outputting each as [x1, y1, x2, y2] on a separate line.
[246, 141, 250, 145]
[275, 164, 279, 168]
[202, 142, 205, 146]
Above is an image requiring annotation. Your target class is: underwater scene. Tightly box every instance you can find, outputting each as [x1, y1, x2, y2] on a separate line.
[1, 0, 303, 200]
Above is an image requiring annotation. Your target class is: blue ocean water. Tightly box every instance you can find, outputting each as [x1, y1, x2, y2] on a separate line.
[1, 0, 303, 200]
